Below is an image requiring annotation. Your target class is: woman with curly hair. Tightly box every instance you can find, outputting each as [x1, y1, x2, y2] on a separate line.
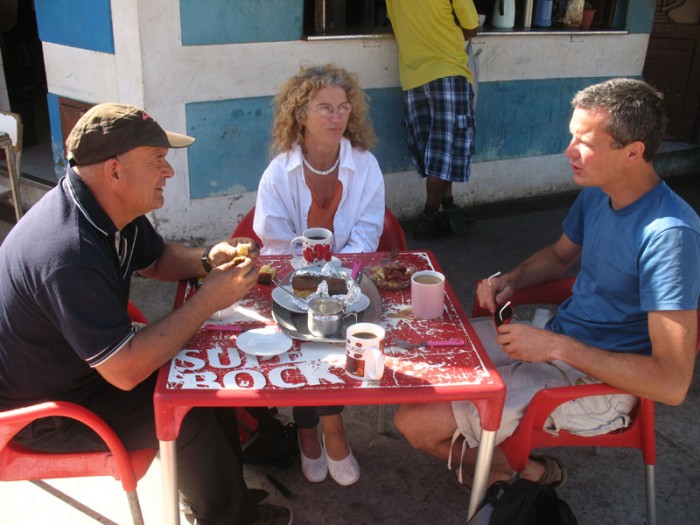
[254, 63, 385, 256]
[253, 64, 385, 487]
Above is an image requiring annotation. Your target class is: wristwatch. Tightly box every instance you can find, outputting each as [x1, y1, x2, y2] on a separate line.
[201, 246, 213, 273]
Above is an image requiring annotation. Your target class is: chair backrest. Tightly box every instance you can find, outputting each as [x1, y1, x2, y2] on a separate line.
[378, 208, 407, 251]
[0, 402, 155, 487]
[0, 301, 155, 524]
[472, 276, 576, 318]
[482, 278, 698, 525]
[231, 206, 407, 252]
[231, 206, 263, 246]
[127, 300, 149, 324]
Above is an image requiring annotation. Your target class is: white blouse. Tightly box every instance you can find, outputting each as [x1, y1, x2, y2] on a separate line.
[253, 138, 385, 255]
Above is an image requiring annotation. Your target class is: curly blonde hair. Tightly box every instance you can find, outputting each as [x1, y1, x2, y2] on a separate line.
[269, 64, 377, 156]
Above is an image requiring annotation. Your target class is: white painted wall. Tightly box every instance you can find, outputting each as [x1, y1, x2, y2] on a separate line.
[40, 0, 649, 243]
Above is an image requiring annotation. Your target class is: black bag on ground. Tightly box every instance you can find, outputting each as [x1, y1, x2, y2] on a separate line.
[236, 407, 298, 468]
[467, 478, 578, 525]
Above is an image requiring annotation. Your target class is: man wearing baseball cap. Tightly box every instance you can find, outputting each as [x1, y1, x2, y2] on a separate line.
[0, 103, 292, 525]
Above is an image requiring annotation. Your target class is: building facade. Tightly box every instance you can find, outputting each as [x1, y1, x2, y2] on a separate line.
[32, 0, 652, 243]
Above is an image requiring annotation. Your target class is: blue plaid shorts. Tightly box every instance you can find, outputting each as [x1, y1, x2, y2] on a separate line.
[404, 76, 475, 182]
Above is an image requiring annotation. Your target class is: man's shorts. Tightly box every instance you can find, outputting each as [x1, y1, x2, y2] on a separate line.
[452, 315, 637, 448]
[403, 75, 475, 183]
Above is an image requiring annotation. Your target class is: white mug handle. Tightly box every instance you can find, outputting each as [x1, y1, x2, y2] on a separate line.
[289, 235, 304, 255]
[364, 347, 384, 380]
[290, 235, 305, 267]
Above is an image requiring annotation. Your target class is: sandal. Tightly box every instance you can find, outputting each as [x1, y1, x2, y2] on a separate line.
[530, 455, 567, 487]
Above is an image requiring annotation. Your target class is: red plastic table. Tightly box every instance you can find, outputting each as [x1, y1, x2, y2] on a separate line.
[154, 250, 505, 524]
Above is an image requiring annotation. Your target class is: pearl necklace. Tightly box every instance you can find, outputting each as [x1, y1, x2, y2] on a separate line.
[302, 155, 340, 176]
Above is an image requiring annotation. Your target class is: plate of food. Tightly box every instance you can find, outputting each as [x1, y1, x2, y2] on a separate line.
[272, 266, 368, 313]
[368, 262, 415, 291]
[272, 286, 370, 314]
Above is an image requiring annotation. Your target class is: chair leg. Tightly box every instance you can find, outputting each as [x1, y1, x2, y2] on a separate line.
[127, 490, 145, 525]
[377, 405, 387, 434]
[644, 464, 656, 525]
[1, 142, 22, 221]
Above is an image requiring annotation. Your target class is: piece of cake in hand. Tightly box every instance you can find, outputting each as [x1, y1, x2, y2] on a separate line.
[236, 242, 252, 257]
[231, 255, 247, 267]
[257, 265, 277, 285]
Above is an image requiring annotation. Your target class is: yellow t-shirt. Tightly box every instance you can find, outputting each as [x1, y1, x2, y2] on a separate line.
[386, 0, 479, 91]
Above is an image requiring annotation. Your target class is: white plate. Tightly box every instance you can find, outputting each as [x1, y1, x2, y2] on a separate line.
[272, 286, 370, 314]
[236, 327, 293, 358]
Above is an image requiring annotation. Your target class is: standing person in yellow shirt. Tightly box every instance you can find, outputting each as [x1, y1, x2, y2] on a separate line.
[386, 0, 479, 240]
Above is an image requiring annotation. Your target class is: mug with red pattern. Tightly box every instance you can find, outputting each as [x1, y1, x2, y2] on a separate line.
[290, 227, 334, 267]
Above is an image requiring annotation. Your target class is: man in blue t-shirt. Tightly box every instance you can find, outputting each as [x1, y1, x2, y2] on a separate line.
[0, 104, 292, 525]
[395, 79, 700, 489]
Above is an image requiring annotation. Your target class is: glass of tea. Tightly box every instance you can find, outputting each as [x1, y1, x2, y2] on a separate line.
[410, 270, 446, 319]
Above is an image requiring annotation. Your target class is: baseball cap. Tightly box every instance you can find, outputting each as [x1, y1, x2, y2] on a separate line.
[66, 103, 195, 167]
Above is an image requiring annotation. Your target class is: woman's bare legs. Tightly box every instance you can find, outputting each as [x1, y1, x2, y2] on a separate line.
[298, 413, 350, 460]
[321, 413, 351, 460]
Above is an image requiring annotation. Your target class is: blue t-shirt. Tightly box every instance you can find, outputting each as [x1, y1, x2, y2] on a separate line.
[549, 182, 700, 355]
[0, 169, 164, 409]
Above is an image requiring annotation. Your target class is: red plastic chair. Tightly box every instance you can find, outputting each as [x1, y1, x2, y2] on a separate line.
[378, 207, 408, 251]
[231, 206, 407, 251]
[0, 301, 157, 525]
[472, 277, 700, 525]
[231, 206, 262, 246]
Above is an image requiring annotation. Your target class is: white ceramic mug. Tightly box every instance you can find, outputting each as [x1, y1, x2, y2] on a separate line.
[290, 227, 334, 267]
[411, 270, 446, 320]
[345, 323, 385, 381]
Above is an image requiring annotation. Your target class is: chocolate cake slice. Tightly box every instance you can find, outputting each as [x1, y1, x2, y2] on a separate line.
[292, 273, 348, 298]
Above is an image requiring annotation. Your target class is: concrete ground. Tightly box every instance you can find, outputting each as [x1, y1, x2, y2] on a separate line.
[0, 174, 699, 524]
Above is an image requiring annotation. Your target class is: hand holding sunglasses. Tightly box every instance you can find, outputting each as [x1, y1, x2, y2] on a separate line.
[493, 301, 513, 328]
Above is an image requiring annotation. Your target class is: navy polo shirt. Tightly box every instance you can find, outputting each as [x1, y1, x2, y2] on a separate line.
[0, 168, 164, 409]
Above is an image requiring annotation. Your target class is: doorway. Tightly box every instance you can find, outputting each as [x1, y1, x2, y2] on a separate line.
[643, 1, 700, 143]
[0, 0, 55, 184]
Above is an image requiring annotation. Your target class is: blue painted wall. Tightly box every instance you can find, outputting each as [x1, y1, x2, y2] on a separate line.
[46, 93, 68, 179]
[364, 88, 411, 174]
[186, 87, 412, 198]
[180, 0, 304, 45]
[476, 78, 608, 161]
[186, 97, 274, 198]
[623, 0, 653, 34]
[34, 0, 114, 53]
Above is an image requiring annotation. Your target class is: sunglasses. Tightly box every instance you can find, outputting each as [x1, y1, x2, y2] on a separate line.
[494, 301, 513, 328]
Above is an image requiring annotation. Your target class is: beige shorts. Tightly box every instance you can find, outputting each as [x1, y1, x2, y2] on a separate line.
[452, 313, 636, 449]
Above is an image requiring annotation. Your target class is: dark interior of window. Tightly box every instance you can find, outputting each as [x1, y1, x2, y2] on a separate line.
[304, 0, 391, 37]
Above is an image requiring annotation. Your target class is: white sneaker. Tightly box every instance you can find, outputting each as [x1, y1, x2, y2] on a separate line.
[299, 434, 328, 483]
[323, 435, 360, 486]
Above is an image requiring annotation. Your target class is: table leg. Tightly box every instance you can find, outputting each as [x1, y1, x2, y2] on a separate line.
[377, 404, 387, 434]
[466, 429, 496, 522]
[160, 439, 180, 525]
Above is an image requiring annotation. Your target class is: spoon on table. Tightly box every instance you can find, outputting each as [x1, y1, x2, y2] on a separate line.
[342, 270, 363, 310]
